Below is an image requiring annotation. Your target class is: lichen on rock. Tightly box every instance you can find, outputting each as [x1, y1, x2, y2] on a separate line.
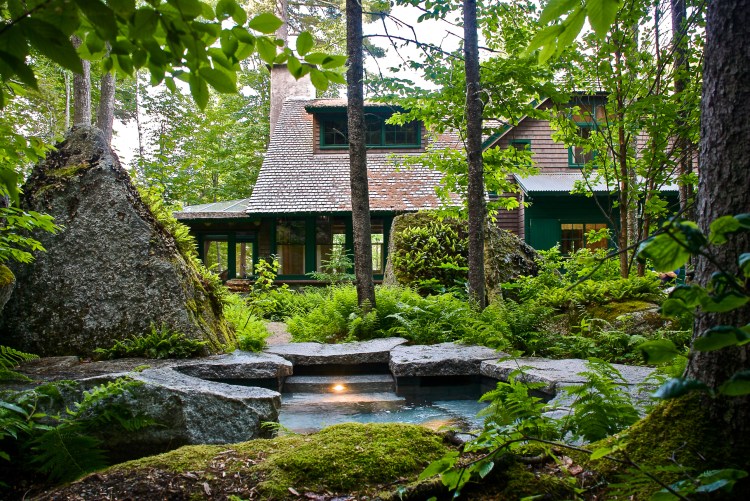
[0, 126, 235, 356]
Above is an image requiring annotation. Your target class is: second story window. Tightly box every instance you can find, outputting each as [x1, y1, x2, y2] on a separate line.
[319, 111, 421, 149]
[568, 101, 605, 168]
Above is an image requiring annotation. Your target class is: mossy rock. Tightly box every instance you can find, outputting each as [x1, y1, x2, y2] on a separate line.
[43, 423, 453, 500]
[0, 264, 15, 313]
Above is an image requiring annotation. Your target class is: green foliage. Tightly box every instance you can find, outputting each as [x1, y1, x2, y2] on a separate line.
[391, 217, 468, 295]
[223, 293, 268, 352]
[636, 214, 750, 399]
[94, 324, 208, 360]
[0, 205, 60, 265]
[2, 378, 154, 486]
[559, 359, 640, 442]
[307, 250, 355, 284]
[0, 345, 38, 382]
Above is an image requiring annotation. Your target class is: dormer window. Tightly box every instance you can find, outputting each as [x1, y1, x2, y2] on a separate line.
[317, 111, 421, 149]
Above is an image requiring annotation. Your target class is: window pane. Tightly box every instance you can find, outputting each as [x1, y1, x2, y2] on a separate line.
[560, 223, 584, 254]
[365, 115, 382, 145]
[585, 223, 609, 251]
[384, 121, 418, 146]
[316, 217, 347, 272]
[573, 126, 593, 165]
[322, 116, 348, 145]
[235, 242, 254, 278]
[203, 238, 229, 278]
[371, 219, 384, 274]
[278, 245, 305, 275]
[277, 219, 306, 274]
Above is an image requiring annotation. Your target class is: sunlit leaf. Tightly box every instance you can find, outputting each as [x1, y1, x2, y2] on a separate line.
[296, 31, 314, 56]
[309, 67, 328, 91]
[248, 12, 283, 34]
[539, 0, 578, 24]
[587, 0, 621, 38]
[201, 67, 235, 93]
[256, 37, 277, 64]
[189, 72, 208, 110]
[708, 215, 741, 245]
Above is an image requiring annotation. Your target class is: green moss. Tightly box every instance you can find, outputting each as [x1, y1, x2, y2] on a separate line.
[587, 300, 657, 323]
[49, 164, 89, 179]
[0, 264, 14, 287]
[112, 423, 451, 499]
[581, 395, 729, 499]
[498, 461, 577, 499]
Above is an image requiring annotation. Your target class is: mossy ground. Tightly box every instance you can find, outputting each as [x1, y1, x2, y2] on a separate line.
[586, 300, 657, 323]
[45, 423, 453, 500]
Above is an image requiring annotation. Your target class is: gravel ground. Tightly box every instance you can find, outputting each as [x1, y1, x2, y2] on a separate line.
[265, 322, 292, 345]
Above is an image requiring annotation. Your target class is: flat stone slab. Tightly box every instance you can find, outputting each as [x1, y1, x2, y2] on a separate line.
[14, 351, 292, 384]
[481, 357, 656, 394]
[390, 343, 504, 377]
[265, 337, 408, 366]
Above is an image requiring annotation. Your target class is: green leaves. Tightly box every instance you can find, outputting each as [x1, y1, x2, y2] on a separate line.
[637, 220, 705, 272]
[296, 31, 314, 56]
[248, 12, 283, 34]
[638, 339, 680, 364]
[693, 326, 750, 352]
[216, 0, 246, 24]
[200, 67, 236, 93]
[652, 378, 710, 400]
[719, 370, 750, 396]
[22, 19, 83, 74]
[529, 0, 623, 62]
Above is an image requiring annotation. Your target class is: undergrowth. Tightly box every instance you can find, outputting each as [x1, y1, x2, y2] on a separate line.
[93, 323, 208, 360]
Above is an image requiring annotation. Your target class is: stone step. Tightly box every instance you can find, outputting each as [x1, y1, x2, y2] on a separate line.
[283, 374, 395, 394]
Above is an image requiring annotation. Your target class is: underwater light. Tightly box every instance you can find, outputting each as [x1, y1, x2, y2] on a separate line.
[332, 384, 346, 392]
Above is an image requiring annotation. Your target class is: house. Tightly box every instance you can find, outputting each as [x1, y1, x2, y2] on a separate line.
[484, 95, 680, 253]
[175, 72, 679, 282]
[174, 66, 461, 282]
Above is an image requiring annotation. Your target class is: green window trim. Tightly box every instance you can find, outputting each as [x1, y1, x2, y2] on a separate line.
[568, 122, 597, 168]
[318, 112, 422, 150]
[509, 138, 531, 151]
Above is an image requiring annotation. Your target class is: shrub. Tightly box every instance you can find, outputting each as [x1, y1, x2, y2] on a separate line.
[223, 294, 268, 352]
[391, 214, 468, 295]
[93, 324, 208, 360]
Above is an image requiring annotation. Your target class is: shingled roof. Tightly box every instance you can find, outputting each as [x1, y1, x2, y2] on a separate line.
[244, 97, 462, 214]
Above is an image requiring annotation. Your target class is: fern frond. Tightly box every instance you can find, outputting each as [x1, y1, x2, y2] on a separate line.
[30, 423, 107, 483]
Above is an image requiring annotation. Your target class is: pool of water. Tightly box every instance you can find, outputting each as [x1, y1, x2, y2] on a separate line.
[278, 379, 492, 433]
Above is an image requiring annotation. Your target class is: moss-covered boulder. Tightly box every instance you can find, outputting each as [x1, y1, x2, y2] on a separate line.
[0, 127, 234, 356]
[384, 211, 538, 298]
[39, 423, 452, 500]
[0, 264, 14, 314]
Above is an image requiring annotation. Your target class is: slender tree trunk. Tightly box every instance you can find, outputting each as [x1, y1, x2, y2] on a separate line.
[70, 36, 91, 127]
[346, 0, 375, 309]
[615, 46, 630, 278]
[685, 0, 750, 457]
[464, 0, 485, 307]
[275, 0, 289, 44]
[96, 71, 116, 144]
[64, 70, 71, 130]
[672, 0, 694, 219]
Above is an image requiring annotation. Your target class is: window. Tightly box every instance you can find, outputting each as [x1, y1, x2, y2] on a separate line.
[203, 236, 230, 278]
[568, 102, 605, 168]
[235, 240, 254, 279]
[316, 216, 347, 272]
[371, 219, 384, 274]
[509, 139, 531, 151]
[560, 223, 608, 254]
[276, 219, 306, 275]
[319, 112, 421, 149]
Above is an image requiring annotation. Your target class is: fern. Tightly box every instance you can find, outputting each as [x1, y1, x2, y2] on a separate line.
[0, 345, 38, 382]
[94, 323, 208, 360]
[559, 359, 640, 443]
[30, 422, 107, 483]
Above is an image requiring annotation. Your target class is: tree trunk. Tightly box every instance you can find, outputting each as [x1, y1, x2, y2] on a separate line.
[685, 0, 750, 457]
[64, 70, 71, 130]
[672, 0, 694, 219]
[463, 0, 485, 307]
[70, 36, 91, 127]
[346, 0, 376, 309]
[96, 70, 116, 144]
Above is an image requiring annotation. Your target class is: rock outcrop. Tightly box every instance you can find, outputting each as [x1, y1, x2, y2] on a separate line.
[0, 264, 14, 314]
[0, 127, 234, 356]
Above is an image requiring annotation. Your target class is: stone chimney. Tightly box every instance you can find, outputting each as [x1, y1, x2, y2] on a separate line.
[270, 64, 315, 136]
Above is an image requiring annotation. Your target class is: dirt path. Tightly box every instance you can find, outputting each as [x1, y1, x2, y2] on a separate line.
[265, 321, 292, 345]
